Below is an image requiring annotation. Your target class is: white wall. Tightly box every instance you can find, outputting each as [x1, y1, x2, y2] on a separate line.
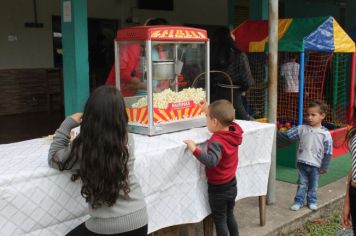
[0, 0, 59, 69]
[0, 0, 227, 69]
[133, 0, 228, 25]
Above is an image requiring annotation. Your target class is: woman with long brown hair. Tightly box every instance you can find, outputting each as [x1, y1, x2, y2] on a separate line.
[48, 85, 147, 235]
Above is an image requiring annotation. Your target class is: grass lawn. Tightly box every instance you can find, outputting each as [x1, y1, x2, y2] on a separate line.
[278, 211, 354, 236]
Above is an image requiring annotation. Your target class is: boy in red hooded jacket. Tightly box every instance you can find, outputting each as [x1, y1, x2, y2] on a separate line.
[184, 99, 243, 236]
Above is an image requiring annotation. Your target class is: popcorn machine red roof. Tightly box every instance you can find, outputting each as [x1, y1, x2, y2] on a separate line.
[116, 26, 209, 42]
[114, 26, 210, 135]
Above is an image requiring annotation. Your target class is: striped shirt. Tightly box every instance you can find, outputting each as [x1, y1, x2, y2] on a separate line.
[349, 135, 356, 182]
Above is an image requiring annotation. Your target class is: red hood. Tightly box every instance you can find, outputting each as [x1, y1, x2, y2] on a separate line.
[213, 122, 243, 147]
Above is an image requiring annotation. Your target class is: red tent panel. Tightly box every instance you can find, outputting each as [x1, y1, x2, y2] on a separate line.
[232, 20, 269, 52]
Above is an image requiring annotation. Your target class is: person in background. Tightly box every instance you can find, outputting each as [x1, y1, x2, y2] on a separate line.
[278, 100, 332, 211]
[105, 18, 168, 96]
[210, 26, 254, 120]
[184, 99, 243, 236]
[341, 125, 356, 234]
[48, 86, 148, 236]
[91, 29, 115, 87]
[280, 53, 300, 93]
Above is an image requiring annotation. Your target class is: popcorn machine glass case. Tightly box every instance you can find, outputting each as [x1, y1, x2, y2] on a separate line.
[115, 26, 210, 135]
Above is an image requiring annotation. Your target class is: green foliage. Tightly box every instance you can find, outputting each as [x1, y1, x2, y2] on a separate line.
[304, 211, 340, 236]
[279, 211, 342, 236]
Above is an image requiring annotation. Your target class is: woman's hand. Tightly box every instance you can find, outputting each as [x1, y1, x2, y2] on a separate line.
[183, 140, 197, 153]
[70, 113, 83, 124]
[128, 77, 147, 90]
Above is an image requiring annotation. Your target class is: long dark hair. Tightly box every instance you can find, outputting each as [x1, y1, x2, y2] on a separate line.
[210, 26, 240, 70]
[61, 86, 130, 209]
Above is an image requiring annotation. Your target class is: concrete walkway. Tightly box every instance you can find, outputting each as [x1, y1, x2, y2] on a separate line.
[183, 179, 347, 236]
[162, 178, 347, 236]
[236, 178, 346, 235]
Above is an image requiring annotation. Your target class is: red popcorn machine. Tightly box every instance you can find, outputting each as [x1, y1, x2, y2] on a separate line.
[114, 26, 210, 135]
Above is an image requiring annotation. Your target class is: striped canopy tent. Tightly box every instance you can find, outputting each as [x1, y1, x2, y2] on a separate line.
[232, 16, 356, 126]
[232, 16, 355, 53]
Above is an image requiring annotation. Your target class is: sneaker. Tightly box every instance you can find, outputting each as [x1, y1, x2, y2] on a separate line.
[290, 204, 302, 211]
[308, 204, 317, 210]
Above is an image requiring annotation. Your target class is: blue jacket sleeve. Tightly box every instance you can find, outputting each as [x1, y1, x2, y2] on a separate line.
[277, 126, 300, 142]
[320, 135, 333, 171]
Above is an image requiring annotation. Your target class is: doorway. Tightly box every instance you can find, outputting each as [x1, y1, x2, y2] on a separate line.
[52, 16, 120, 89]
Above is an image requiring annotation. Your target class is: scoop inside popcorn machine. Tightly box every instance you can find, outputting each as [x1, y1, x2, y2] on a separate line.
[115, 26, 210, 135]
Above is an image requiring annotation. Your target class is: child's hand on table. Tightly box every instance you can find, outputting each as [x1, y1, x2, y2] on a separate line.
[70, 112, 83, 124]
[199, 99, 208, 114]
[183, 140, 197, 153]
[70, 113, 83, 141]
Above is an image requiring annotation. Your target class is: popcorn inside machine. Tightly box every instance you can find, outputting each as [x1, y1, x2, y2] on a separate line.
[115, 26, 210, 135]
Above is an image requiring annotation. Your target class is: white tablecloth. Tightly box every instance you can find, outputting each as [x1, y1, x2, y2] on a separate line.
[0, 120, 274, 235]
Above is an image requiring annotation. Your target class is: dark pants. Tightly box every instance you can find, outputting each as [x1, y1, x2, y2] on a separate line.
[208, 178, 239, 236]
[211, 86, 251, 121]
[66, 223, 148, 236]
[349, 184, 356, 234]
[241, 95, 255, 117]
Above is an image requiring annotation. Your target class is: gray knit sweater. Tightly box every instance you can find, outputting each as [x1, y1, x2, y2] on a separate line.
[48, 117, 148, 234]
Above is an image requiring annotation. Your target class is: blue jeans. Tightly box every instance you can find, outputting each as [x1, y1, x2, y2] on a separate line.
[208, 178, 239, 236]
[294, 162, 320, 206]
